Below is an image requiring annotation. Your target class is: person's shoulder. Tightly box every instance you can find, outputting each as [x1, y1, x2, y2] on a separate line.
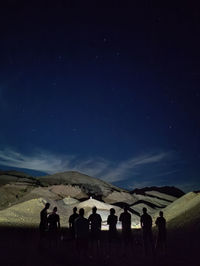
[83, 217, 89, 223]
[69, 214, 74, 220]
[74, 216, 80, 223]
[73, 213, 79, 219]
[48, 213, 53, 220]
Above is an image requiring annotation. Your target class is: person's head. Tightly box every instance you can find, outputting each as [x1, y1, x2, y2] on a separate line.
[92, 206, 97, 214]
[73, 207, 77, 214]
[142, 207, 147, 214]
[53, 207, 57, 213]
[124, 206, 128, 212]
[159, 211, 163, 217]
[79, 208, 84, 217]
[110, 208, 115, 215]
[45, 203, 50, 209]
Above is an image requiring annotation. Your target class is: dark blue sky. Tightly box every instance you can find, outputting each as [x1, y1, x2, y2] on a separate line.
[0, 4, 199, 191]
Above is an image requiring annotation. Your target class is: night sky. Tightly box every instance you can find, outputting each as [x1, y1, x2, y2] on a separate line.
[0, 4, 200, 192]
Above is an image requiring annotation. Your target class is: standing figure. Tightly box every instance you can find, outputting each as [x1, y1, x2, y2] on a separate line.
[74, 208, 89, 258]
[119, 206, 132, 246]
[155, 211, 166, 254]
[88, 206, 102, 241]
[88, 206, 102, 254]
[140, 207, 154, 256]
[107, 208, 118, 242]
[48, 207, 60, 247]
[39, 202, 50, 237]
[69, 207, 79, 239]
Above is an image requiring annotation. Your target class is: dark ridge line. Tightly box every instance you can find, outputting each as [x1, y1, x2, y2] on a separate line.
[112, 202, 130, 208]
[0, 171, 42, 187]
[112, 202, 140, 216]
[130, 200, 166, 209]
[143, 193, 173, 203]
[0, 171, 31, 179]
[128, 208, 140, 217]
[130, 186, 185, 198]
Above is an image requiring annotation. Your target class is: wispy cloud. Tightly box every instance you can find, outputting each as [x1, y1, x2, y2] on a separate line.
[0, 149, 110, 176]
[100, 152, 171, 182]
[0, 148, 173, 182]
[0, 149, 73, 174]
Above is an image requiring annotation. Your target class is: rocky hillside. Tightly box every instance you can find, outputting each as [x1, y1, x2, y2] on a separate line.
[0, 169, 185, 228]
[39, 171, 127, 197]
[152, 191, 200, 232]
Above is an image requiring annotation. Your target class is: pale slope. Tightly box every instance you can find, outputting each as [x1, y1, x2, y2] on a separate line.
[153, 191, 200, 231]
[40, 171, 126, 196]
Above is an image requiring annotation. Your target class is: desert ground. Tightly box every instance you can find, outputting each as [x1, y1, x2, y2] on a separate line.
[0, 226, 199, 266]
[0, 171, 199, 265]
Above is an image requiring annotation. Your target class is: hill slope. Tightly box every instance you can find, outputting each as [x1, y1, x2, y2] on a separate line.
[39, 171, 127, 197]
[0, 169, 185, 228]
[153, 191, 200, 232]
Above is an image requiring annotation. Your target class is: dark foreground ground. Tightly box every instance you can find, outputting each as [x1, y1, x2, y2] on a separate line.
[0, 227, 199, 266]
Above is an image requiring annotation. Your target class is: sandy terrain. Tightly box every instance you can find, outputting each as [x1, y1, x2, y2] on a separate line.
[0, 227, 198, 266]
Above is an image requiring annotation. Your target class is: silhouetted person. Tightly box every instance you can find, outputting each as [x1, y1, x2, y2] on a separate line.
[39, 202, 50, 237]
[39, 202, 50, 250]
[48, 207, 60, 232]
[69, 207, 79, 239]
[88, 206, 102, 255]
[155, 211, 166, 254]
[107, 208, 118, 242]
[88, 206, 102, 240]
[74, 208, 89, 258]
[48, 206, 60, 247]
[119, 206, 132, 246]
[140, 207, 154, 256]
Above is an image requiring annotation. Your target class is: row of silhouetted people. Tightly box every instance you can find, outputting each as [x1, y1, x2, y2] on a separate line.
[39, 203, 166, 255]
